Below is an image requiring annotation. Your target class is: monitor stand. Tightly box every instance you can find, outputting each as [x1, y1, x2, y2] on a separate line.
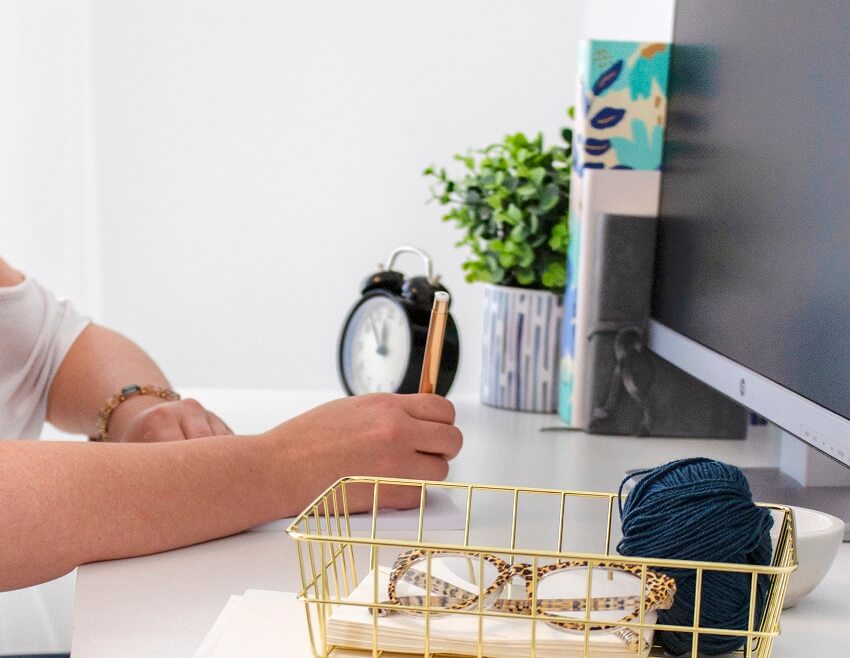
[741, 429, 850, 541]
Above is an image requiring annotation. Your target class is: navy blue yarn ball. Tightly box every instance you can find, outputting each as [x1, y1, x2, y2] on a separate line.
[617, 458, 774, 656]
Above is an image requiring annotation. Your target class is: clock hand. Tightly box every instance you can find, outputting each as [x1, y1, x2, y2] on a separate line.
[369, 316, 382, 348]
[370, 316, 389, 356]
[373, 321, 389, 357]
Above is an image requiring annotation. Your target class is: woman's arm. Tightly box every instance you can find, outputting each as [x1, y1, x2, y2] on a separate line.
[1, 393, 462, 591]
[2, 432, 283, 590]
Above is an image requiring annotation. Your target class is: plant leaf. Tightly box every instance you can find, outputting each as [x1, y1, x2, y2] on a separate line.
[498, 252, 516, 268]
[530, 167, 546, 186]
[541, 261, 566, 290]
[516, 184, 537, 199]
[539, 184, 560, 212]
[516, 268, 535, 286]
[506, 204, 523, 224]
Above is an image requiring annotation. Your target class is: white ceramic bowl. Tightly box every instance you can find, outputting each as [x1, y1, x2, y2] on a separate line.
[772, 506, 844, 608]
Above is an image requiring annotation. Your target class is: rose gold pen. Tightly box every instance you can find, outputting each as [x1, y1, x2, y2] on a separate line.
[418, 291, 450, 394]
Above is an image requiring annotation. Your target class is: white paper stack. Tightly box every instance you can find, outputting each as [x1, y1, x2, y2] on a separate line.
[326, 568, 656, 658]
[195, 589, 409, 658]
[193, 589, 313, 657]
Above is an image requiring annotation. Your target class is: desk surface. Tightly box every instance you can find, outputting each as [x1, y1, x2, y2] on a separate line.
[72, 390, 850, 657]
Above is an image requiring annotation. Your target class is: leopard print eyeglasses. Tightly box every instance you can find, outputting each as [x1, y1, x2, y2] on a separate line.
[373, 549, 676, 651]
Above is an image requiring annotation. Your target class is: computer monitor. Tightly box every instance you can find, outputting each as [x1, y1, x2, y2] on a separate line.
[649, 0, 850, 534]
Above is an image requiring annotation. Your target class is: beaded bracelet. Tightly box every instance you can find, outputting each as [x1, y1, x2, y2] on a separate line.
[89, 384, 180, 442]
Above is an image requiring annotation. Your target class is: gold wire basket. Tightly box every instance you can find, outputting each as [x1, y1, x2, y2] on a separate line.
[287, 476, 797, 658]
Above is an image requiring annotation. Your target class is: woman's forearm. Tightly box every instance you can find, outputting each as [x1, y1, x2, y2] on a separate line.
[0, 434, 292, 591]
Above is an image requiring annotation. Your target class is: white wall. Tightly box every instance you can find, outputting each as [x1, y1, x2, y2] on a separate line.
[2, 0, 676, 399]
[0, 0, 100, 315]
[91, 0, 585, 396]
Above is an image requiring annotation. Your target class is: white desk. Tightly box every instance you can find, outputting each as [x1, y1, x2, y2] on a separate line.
[71, 390, 850, 657]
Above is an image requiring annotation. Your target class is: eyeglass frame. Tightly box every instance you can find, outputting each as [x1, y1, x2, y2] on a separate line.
[374, 548, 677, 651]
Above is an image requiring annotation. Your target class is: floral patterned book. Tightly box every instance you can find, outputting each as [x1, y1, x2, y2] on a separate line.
[559, 40, 671, 427]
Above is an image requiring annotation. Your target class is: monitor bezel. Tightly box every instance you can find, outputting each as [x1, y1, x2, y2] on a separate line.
[649, 319, 850, 468]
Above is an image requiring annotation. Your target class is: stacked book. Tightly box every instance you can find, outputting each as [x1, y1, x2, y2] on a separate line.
[558, 40, 670, 430]
[556, 40, 744, 438]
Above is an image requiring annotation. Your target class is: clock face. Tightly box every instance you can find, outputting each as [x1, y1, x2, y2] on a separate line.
[341, 295, 412, 394]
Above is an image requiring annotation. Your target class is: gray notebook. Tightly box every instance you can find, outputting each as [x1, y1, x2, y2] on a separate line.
[582, 213, 746, 438]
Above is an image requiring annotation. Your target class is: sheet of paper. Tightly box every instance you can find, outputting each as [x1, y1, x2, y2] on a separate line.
[195, 589, 419, 658]
[250, 487, 466, 532]
[193, 594, 243, 657]
[194, 590, 313, 657]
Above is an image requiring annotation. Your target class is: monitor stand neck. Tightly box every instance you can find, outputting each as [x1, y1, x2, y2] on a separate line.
[740, 426, 850, 541]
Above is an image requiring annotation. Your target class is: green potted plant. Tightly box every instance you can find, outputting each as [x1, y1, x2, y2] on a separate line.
[425, 117, 572, 412]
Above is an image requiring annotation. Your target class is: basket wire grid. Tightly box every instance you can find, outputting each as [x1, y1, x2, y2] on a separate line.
[287, 476, 797, 658]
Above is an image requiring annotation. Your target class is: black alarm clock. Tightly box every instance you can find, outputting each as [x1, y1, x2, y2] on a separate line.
[338, 246, 459, 396]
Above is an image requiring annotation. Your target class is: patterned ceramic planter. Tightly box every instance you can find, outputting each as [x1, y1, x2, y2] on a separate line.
[480, 284, 563, 412]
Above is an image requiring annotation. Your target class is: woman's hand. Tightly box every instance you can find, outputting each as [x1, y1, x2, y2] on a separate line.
[263, 393, 463, 513]
[109, 397, 233, 442]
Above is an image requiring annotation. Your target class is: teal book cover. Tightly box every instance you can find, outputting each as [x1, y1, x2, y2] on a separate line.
[559, 40, 670, 425]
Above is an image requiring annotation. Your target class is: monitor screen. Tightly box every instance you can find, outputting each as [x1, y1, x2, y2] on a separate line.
[651, 2, 850, 459]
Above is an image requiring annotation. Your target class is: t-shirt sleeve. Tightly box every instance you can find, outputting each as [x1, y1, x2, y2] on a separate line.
[0, 278, 91, 439]
[44, 297, 92, 388]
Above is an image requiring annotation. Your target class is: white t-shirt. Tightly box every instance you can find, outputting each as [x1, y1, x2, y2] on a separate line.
[0, 277, 90, 439]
